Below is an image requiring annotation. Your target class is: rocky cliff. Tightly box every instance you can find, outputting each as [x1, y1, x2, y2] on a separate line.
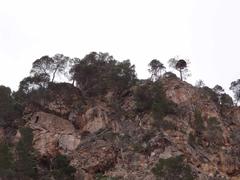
[1, 76, 240, 180]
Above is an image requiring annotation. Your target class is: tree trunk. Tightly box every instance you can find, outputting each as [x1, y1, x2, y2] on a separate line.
[51, 69, 58, 82]
[179, 69, 183, 81]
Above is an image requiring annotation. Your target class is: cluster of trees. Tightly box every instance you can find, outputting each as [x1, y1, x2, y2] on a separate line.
[195, 80, 240, 106]
[70, 52, 136, 96]
[148, 57, 190, 81]
[10, 51, 192, 104]
[18, 52, 191, 97]
[0, 86, 22, 129]
[147, 57, 240, 106]
[4, 51, 240, 106]
[16, 52, 136, 99]
[2, 51, 240, 108]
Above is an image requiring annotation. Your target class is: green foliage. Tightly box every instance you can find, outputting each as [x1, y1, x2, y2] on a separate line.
[188, 110, 206, 147]
[0, 86, 14, 127]
[131, 131, 156, 155]
[207, 117, 219, 128]
[52, 154, 76, 180]
[152, 86, 177, 127]
[194, 110, 205, 132]
[206, 117, 223, 148]
[152, 156, 194, 180]
[168, 58, 190, 81]
[134, 82, 153, 112]
[71, 52, 136, 96]
[230, 79, 240, 105]
[13, 73, 50, 106]
[132, 143, 146, 153]
[190, 116, 223, 149]
[95, 173, 121, 180]
[16, 127, 37, 178]
[154, 119, 176, 131]
[134, 81, 177, 130]
[148, 59, 166, 81]
[163, 72, 177, 79]
[201, 87, 219, 104]
[0, 85, 23, 128]
[31, 54, 70, 82]
[230, 129, 240, 144]
[0, 142, 15, 178]
[220, 93, 233, 106]
[135, 81, 175, 115]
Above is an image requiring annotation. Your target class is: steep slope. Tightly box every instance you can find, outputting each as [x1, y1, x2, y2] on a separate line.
[2, 76, 240, 180]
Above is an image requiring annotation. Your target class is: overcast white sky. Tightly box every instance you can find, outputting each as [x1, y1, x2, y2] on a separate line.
[0, 0, 240, 94]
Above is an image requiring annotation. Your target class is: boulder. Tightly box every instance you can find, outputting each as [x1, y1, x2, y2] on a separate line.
[27, 111, 80, 156]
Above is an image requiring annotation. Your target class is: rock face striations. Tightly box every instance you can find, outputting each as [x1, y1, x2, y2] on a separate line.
[2, 76, 240, 180]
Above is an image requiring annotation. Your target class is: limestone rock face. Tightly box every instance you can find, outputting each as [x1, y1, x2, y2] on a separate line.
[81, 106, 109, 133]
[58, 134, 81, 152]
[71, 105, 112, 134]
[163, 77, 220, 119]
[27, 112, 80, 156]
[71, 140, 118, 174]
[17, 79, 240, 179]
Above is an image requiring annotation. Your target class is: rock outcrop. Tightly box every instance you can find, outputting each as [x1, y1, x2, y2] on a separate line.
[15, 77, 240, 179]
[27, 111, 81, 155]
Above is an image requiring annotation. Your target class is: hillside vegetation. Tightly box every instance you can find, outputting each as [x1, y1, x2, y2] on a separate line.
[0, 52, 240, 179]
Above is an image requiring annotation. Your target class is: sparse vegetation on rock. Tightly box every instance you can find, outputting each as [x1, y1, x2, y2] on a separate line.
[152, 156, 194, 180]
[1, 52, 240, 179]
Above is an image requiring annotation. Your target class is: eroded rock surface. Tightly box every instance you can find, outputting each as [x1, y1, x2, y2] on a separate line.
[27, 111, 80, 156]
[18, 78, 240, 179]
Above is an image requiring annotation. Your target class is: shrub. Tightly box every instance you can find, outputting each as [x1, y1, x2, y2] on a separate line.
[134, 82, 153, 112]
[194, 110, 205, 132]
[16, 127, 37, 178]
[207, 117, 219, 128]
[134, 82, 176, 117]
[151, 82, 176, 119]
[0, 142, 15, 178]
[201, 87, 219, 104]
[95, 173, 121, 180]
[52, 154, 76, 180]
[0, 85, 23, 128]
[71, 52, 137, 96]
[206, 117, 223, 148]
[154, 119, 176, 131]
[152, 156, 194, 180]
[132, 143, 146, 153]
[134, 81, 177, 130]
[220, 93, 233, 106]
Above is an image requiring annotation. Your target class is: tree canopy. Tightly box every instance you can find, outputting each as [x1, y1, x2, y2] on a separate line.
[31, 54, 70, 82]
[230, 79, 240, 105]
[148, 59, 166, 81]
[0, 86, 22, 128]
[168, 57, 190, 81]
[70, 52, 136, 96]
